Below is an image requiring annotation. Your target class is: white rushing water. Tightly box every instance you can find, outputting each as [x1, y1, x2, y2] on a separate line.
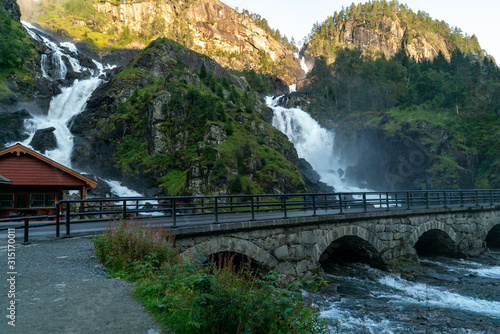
[318, 258, 500, 333]
[377, 275, 500, 318]
[268, 96, 369, 192]
[13, 23, 137, 197]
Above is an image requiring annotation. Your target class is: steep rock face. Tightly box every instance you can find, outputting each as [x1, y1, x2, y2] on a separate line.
[96, 0, 303, 83]
[24, 0, 304, 84]
[338, 17, 449, 61]
[303, 15, 450, 63]
[71, 38, 306, 195]
[302, 1, 484, 66]
[1, 0, 21, 21]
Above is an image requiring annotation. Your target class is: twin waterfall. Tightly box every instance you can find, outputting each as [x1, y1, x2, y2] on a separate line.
[14, 24, 500, 334]
[20, 22, 361, 194]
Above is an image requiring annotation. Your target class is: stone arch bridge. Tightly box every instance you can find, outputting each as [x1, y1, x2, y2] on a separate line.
[174, 205, 500, 278]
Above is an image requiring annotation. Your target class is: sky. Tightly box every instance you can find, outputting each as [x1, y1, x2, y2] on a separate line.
[220, 0, 500, 62]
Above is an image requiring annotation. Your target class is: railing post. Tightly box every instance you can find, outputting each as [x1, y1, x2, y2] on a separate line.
[443, 191, 447, 208]
[172, 198, 177, 228]
[406, 192, 411, 210]
[363, 193, 367, 213]
[250, 196, 255, 221]
[338, 194, 343, 214]
[386, 192, 390, 211]
[56, 203, 60, 238]
[122, 200, 127, 220]
[214, 197, 219, 223]
[425, 191, 429, 209]
[65, 203, 71, 237]
[230, 196, 233, 212]
[312, 195, 317, 216]
[283, 196, 288, 219]
[460, 191, 464, 207]
[475, 190, 479, 206]
[136, 200, 139, 218]
[23, 217, 30, 245]
[490, 190, 494, 205]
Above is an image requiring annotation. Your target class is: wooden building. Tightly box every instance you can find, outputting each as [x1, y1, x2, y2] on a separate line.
[0, 143, 98, 218]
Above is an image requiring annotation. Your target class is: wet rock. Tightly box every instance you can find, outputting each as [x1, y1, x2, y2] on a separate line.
[30, 127, 58, 153]
[0, 110, 33, 149]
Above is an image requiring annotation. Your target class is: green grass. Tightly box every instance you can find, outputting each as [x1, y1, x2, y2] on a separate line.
[92, 221, 330, 334]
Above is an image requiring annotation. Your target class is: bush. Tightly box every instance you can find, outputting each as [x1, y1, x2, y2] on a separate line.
[92, 220, 179, 276]
[92, 222, 329, 333]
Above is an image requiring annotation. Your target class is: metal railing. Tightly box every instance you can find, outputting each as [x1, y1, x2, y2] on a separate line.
[1, 189, 499, 244]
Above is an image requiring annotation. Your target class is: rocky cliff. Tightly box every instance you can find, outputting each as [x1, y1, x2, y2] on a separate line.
[302, 1, 483, 64]
[20, 0, 304, 85]
[331, 111, 480, 191]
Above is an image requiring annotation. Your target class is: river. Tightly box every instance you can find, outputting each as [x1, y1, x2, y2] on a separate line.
[311, 251, 500, 333]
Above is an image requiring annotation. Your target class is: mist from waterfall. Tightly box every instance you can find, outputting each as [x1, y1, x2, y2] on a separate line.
[268, 96, 368, 192]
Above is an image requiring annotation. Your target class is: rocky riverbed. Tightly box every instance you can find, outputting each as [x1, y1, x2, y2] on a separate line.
[314, 251, 500, 333]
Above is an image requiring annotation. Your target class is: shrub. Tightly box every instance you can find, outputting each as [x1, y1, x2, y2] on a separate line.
[92, 220, 179, 276]
[92, 222, 330, 333]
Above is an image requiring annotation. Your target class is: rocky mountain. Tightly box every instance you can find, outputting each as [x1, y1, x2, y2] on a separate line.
[18, 0, 304, 85]
[69, 37, 320, 195]
[288, 1, 500, 191]
[302, 0, 484, 64]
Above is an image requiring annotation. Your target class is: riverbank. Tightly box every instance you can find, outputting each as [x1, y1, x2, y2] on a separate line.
[0, 235, 164, 333]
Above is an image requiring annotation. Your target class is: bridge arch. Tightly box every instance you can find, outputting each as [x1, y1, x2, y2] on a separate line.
[181, 237, 278, 269]
[409, 220, 460, 257]
[313, 226, 386, 267]
[484, 222, 500, 249]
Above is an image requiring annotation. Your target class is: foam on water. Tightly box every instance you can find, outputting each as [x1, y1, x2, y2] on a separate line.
[377, 274, 500, 318]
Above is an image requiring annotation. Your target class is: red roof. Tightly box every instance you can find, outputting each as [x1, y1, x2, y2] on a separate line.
[0, 143, 98, 188]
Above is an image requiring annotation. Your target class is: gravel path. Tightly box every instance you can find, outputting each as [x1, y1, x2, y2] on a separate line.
[0, 234, 164, 333]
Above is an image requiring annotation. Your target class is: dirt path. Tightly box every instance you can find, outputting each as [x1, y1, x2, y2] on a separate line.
[0, 234, 164, 333]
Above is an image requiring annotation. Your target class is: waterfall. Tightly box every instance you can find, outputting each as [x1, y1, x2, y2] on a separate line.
[267, 96, 368, 192]
[23, 22, 82, 80]
[300, 56, 310, 73]
[19, 22, 113, 168]
[18, 23, 148, 197]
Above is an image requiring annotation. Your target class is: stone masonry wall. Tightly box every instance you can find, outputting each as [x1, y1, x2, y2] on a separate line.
[173, 206, 500, 279]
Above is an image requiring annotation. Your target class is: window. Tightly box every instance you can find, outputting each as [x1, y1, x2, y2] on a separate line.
[0, 194, 14, 208]
[17, 194, 27, 208]
[30, 194, 56, 208]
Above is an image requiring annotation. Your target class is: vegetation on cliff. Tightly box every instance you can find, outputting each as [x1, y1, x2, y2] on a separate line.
[92, 221, 329, 333]
[302, 41, 500, 189]
[21, 0, 302, 83]
[305, 0, 484, 62]
[72, 38, 305, 195]
[0, 6, 36, 99]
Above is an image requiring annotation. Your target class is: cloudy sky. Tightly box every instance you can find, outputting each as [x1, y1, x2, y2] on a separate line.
[220, 0, 500, 62]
